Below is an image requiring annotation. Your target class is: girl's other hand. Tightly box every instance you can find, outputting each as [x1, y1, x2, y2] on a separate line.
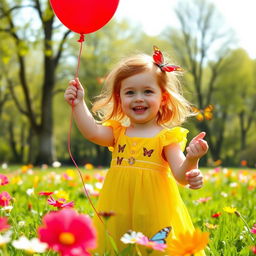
[186, 169, 203, 189]
[64, 78, 85, 106]
[186, 132, 208, 160]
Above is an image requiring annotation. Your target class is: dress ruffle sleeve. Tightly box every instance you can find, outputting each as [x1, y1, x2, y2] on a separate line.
[102, 120, 123, 151]
[160, 127, 189, 152]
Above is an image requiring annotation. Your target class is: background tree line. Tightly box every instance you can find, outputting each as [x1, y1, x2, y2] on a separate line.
[0, 0, 255, 167]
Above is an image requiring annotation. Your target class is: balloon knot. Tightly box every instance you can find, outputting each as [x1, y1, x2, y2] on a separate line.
[77, 34, 85, 42]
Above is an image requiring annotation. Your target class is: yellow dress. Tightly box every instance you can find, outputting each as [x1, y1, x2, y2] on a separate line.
[93, 120, 205, 256]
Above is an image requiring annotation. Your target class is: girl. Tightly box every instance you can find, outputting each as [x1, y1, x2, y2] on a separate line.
[64, 46, 208, 256]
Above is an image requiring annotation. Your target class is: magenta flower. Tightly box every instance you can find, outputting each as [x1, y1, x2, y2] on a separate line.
[137, 235, 167, 252]
[251, 224, 256, 234]
[0, 174, 9, 186]
[0, 191, 11, 207]
[38, 208, 96, 256]
[0, 217, 10, 232]
[47, 196, 74, 209]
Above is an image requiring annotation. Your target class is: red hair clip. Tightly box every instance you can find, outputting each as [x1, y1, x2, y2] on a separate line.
[153, 46, 183, 72]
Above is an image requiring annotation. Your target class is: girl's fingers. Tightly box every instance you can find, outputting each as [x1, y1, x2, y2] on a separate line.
[186, 169, 200, 177]
[69, 80, 76, 87]
[75, 78, 83, 90]
[198, 139, 208, 151]
[189, 183, 203, 189]
[192, 132, 206, 142]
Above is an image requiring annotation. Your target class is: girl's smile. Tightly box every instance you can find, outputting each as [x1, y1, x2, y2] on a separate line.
[120, 71, 163, 126]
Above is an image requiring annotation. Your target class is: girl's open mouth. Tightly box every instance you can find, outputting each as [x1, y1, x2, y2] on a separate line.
[133, 106, 148, 114]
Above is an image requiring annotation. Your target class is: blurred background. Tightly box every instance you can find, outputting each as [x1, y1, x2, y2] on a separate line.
[0, 0, 255, 168]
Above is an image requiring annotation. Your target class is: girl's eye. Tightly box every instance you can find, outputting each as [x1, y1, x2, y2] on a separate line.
[145, 90, 153, 94]
[125, 91, 134, 95]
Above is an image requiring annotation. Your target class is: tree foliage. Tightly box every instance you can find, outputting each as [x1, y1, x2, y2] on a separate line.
[0, 0, 255, 167]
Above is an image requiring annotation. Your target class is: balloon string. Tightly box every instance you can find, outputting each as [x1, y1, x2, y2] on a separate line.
[75, 34, 85, 79]
[67, 33, 104, 225]
[67, 107, 104, 225]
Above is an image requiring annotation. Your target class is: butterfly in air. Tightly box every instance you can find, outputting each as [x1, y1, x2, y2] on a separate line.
[192, 104, 214, 121]
[150, 226, 172, 244]
[153, 46, 183, 72]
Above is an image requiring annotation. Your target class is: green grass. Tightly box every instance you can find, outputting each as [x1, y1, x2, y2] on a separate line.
[0, 165, 255, 255]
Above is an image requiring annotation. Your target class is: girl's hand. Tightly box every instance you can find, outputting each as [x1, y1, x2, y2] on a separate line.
[186, 132, 208, 160]
[186, 169, 203, 189]
[64, 78, 84, 106]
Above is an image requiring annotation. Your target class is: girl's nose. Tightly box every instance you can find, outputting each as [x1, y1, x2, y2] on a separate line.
[134, 93, 144, 102]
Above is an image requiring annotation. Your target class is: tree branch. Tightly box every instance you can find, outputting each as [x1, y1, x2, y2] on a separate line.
[7, 78, 28, 116]
[54, 30, 72, 67]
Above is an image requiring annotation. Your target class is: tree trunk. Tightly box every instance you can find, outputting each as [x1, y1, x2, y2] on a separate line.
[35, 128, 55, 165]
[8, 121, 21, 162]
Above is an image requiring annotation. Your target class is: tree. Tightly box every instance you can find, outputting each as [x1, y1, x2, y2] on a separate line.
[217, 49, 256, 151]
[164, 0, 235, 161]
[0, 0, 71, 164]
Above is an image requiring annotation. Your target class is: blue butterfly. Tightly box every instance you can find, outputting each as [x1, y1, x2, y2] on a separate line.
[150, 226, 172, 244]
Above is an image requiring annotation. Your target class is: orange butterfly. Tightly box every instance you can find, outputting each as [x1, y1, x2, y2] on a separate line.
[192, 105, 214, 121]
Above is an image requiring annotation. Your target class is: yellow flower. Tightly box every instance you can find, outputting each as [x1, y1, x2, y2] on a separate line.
[21, 165, 29, 173]
[204, 223, 218, 229]
[168, 229, 209, 256]
[11, 176, 23, 185]
[223, 206, 237, 214]
[84, 163, 94, 170]
[66, 169, 76, 179]
[33, 176, 40, 188]
[54, 190, 69, 200]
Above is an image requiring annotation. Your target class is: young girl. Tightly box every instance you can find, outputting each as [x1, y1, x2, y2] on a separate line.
[64, 46, 208, 256]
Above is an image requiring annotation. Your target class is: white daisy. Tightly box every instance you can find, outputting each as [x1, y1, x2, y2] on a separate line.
[26, 188, 34, 196]
[12, 236, 48, 254]
[0, 231, 12, 246]
[120, 230, 144, 244]
[52, 161, 61, 168]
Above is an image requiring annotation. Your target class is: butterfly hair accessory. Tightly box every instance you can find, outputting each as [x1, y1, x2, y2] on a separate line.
[153, 46, 183, 72]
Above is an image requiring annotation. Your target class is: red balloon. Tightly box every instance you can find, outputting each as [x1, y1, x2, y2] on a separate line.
[49, 0, 119, 34]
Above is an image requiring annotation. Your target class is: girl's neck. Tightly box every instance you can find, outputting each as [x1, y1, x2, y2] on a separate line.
[126, 119, 163, 138]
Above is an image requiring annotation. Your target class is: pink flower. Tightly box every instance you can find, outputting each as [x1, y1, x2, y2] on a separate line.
[0, 174, 9, 186]
[137, 235, 167, 252]
[196, 197, 212, 203]
[0, 191, 11, 207]
[38, 208, 96, 256]
[251, 224, 256, 234]
[252, 246, 256, 254]
[47, 196, 74, 209]
[0, 217, 10, 232]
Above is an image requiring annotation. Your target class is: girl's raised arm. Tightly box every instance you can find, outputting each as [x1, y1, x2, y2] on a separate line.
[164, 132, 208, 186]
[64, 78, 114, 147]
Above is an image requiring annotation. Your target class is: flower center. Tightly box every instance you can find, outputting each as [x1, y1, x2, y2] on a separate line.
[2, 196, 7, 201]
[59, 232, 75, 245]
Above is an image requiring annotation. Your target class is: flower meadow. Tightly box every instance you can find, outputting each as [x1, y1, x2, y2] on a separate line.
[0, 163, 256, 256]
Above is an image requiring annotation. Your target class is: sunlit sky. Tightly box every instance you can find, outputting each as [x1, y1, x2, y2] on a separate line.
[115, 0, 256, 58]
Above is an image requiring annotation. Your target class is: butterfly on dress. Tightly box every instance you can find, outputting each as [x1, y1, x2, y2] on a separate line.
[143, 147, 154, 157]
[153, 46, 183, 72]
[192, 104, 214, 121]
[150, 226, 172, 244]
[118, 144, 126, 153]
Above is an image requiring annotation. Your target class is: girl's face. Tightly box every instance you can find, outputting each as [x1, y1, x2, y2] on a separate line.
[119, 71, 163, 126]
